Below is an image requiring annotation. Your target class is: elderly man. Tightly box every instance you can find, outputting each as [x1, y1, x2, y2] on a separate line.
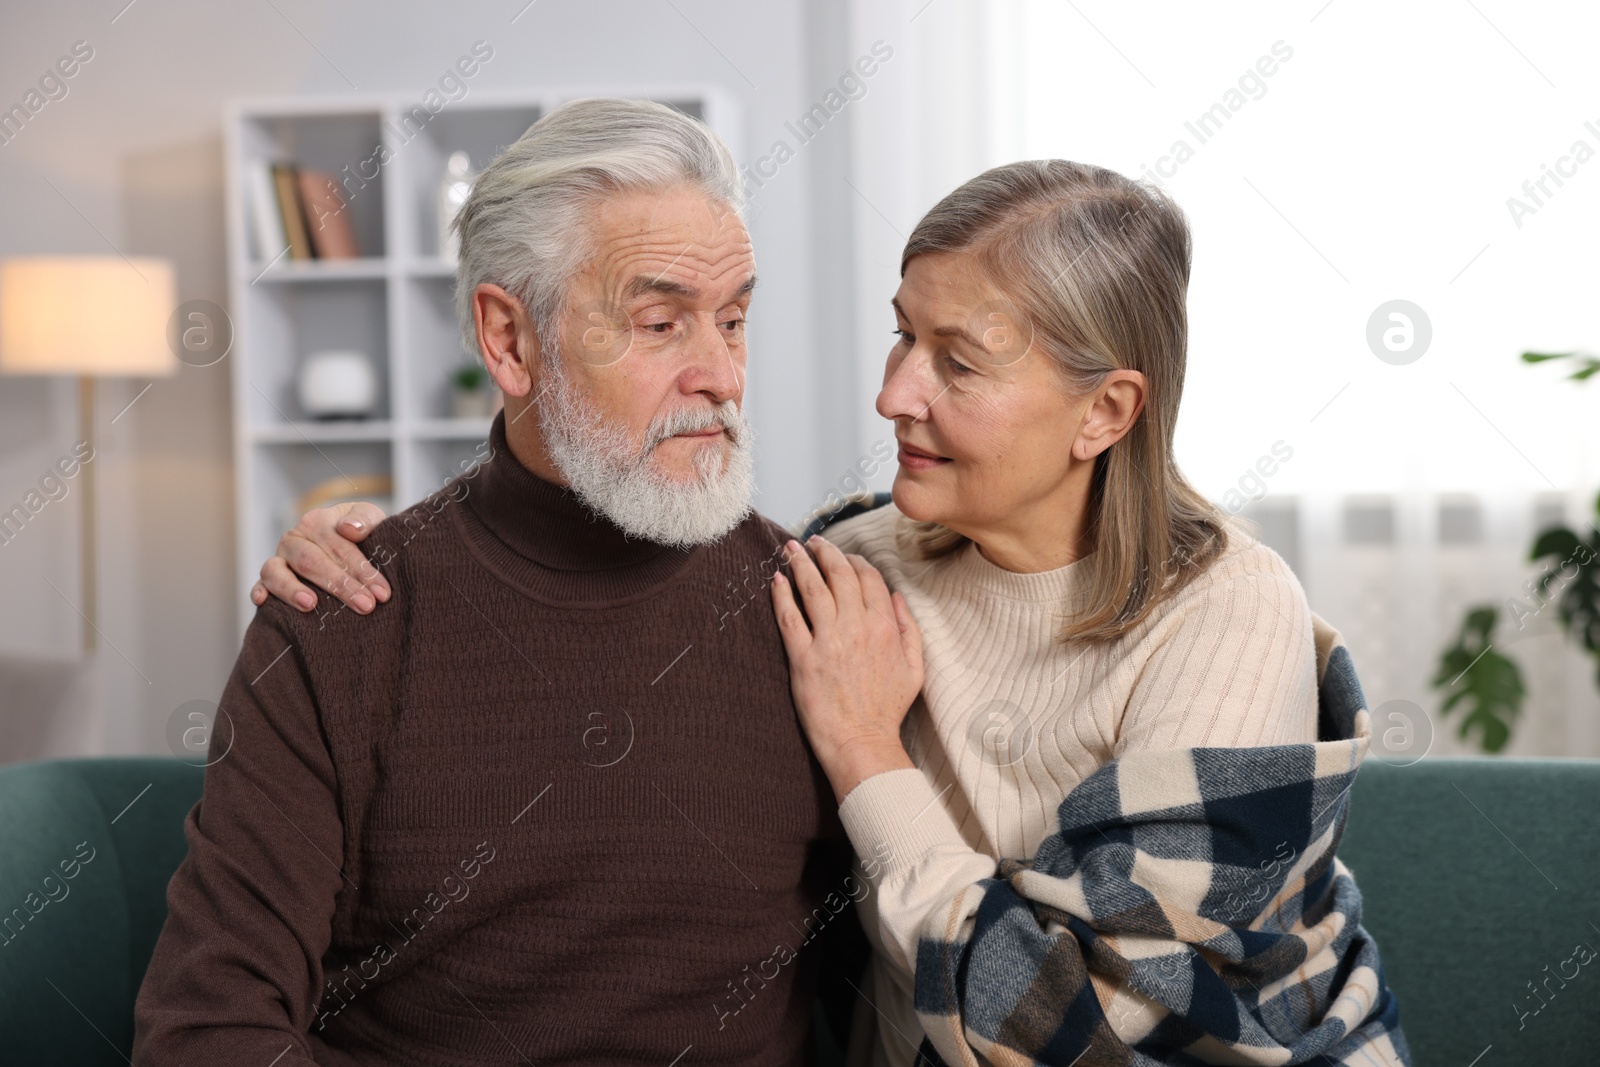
[134, 99, 861, 1067]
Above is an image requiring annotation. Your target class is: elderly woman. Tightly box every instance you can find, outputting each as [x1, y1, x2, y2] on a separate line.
[256, 160, 1407, 1065]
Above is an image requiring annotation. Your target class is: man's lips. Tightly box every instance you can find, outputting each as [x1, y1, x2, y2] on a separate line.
[670, 426, 725, 439]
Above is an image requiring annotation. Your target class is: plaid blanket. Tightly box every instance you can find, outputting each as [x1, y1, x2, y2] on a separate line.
[911, 621, 1411, 1066]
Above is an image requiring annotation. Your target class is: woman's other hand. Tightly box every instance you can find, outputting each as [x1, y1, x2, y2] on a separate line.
[771, 534, 923, 802]
[249, 501, 390, 614]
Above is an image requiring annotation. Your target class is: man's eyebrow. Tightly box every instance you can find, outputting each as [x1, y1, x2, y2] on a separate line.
[623, 273, 757, 302]
[891, 297, 983, 347]
[626, 275, 697, 300]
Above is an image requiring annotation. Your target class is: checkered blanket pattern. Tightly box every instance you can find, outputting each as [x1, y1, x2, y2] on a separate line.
[911, 631, 1412, 1066]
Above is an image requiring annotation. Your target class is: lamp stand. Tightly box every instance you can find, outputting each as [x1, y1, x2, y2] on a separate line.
[78, 375, 97, 654]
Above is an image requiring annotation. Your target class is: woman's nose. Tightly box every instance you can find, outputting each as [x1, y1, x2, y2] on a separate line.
[876, 350, 935, 423]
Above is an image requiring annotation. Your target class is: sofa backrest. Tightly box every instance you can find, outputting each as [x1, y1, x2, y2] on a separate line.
[0, 757, 203, 1066]
[1343, 757, 1600, 1064]
[5, 754, 1598, 1064]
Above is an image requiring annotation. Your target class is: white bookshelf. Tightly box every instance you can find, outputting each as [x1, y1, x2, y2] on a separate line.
[223, 87, 740, 633]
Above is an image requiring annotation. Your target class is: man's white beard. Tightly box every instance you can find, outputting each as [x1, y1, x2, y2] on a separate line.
[534, 356, 755, 548]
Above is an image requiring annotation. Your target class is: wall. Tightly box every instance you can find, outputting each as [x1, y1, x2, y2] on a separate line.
[0, 0, 869, 762]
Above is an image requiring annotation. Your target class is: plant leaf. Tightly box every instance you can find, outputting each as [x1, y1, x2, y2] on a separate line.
[1569, 358, 1600, 382]
[1521, 349, 1600, 381]
[1432, 604, 1525, 754]
[1538, 527, 1600, 659]
[1530, 527, 1582, 562]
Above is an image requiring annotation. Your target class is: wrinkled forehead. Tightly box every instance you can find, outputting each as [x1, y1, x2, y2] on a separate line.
[894, 250, 1022, 330]
[584, 188, 755, 304]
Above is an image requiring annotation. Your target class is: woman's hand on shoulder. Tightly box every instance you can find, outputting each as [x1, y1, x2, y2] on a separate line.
[770, 534, 922, 802]
[249, 500, 390, 614]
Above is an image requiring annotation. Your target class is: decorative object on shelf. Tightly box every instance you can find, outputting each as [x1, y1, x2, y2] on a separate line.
[1432, 349, 1600, 752]
[437, 151, 475, 263]
[296, 169, 360, 260]
[0, 255, 178, 654]
[295, 473, 394, 516]
[449, 362, 497, 418]
[297, 349, 377, 419]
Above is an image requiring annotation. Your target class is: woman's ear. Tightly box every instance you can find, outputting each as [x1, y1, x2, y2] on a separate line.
[474, 283, 541, 398]
[1071, 369, 1146, 462]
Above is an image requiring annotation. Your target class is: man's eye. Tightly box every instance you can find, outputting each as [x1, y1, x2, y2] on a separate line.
[643, 322, 674, 334]
[720, 317, 745, 333]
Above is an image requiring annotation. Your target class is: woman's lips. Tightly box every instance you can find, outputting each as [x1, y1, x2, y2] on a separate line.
[897, 441, 951, 470]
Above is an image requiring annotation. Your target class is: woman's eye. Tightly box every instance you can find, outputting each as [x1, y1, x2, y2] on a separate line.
[891, 328, 914, 346]
[945, 354, 973, 375]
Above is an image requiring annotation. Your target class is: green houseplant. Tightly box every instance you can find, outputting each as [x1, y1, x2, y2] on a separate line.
[1432, 351, 1600, 752]
[449, 363, 494, 419]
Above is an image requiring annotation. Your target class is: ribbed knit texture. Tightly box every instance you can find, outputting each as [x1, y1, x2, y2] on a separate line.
[825, 504, 1320, 1067]
[134, 413, 844, 1067]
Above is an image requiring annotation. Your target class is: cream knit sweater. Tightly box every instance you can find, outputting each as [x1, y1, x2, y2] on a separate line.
[824, 503, 1320, 1067]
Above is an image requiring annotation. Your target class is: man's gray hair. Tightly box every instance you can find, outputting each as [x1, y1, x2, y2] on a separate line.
[452, 98, 743, 360]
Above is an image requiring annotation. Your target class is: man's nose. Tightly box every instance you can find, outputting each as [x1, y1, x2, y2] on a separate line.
[679, 316, 743, 404]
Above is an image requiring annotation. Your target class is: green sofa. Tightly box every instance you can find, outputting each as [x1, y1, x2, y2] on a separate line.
[0, 758, 201, 1066]
[1, 756, 1596, 1064]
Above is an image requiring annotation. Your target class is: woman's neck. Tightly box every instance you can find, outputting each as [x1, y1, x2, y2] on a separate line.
[972, 533, 1083, 574]
[964, 486, 1092, 574]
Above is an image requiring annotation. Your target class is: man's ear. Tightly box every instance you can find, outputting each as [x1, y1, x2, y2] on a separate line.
[473, 283, 540, 398]
[1071, 369, 1146, 462]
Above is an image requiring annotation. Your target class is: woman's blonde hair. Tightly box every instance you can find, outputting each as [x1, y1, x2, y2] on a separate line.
[901, 159, 1228, 643]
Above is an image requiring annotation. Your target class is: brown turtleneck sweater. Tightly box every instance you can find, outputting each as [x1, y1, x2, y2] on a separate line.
[134, 414, 850, 1066]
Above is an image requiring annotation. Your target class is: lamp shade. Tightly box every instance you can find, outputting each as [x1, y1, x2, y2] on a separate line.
[0, 256, 178, 376]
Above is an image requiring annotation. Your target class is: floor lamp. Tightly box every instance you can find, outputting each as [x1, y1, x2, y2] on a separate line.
[0, 257, 177, 653]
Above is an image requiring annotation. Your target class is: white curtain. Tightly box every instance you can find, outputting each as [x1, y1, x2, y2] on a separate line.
[832, 0, 1600, 756]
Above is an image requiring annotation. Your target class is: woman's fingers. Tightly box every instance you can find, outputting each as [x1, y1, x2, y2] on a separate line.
[845, 552, 892, 615]
[808, 535, 871, 611]
[264, 502, 388, 614]
[334, 500, 388, 543]
[324, 502, 390, 602]
[769, 571, 813, 655]
[279, 531, 379, 613]
[785, 540, 837, 629]
[836, 545, 922, 678]
[256, 554, 322, 613]
[332, 502, 392, 601]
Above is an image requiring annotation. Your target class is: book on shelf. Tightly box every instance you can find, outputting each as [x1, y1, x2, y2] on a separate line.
[297, 169, 360, 260]
[245, 162, 287, 263]
[257, 163, 362, 265]
[271, 163, 314, 261]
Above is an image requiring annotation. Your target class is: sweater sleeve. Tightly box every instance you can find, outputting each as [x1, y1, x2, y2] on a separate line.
[837, 768, 995, 979]
[133, 606, 345, 1066]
